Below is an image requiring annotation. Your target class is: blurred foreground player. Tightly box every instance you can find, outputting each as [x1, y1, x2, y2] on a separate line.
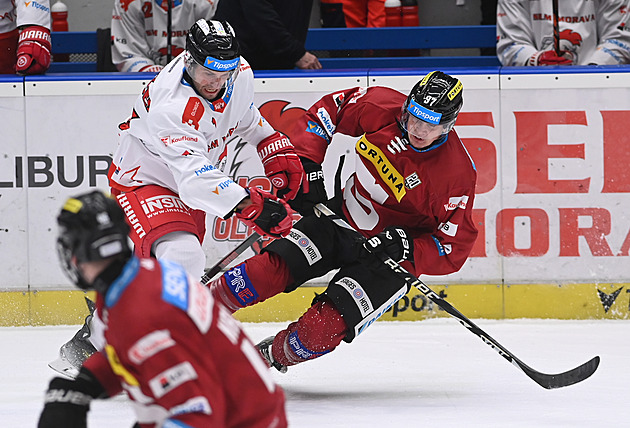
[38, 191, 287, 428]
[208, 71, 478, 372]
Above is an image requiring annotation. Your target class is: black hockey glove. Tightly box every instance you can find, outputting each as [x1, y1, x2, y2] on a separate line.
[38, 367, 106, 428]
[288, 158, 327, 216]
[363, 226, 414, 263]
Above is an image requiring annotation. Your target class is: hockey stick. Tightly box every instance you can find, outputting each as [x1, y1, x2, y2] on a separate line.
[552, 0, 561, 55]
[200, 232, 262, 285]
[313, 203, 600, 389]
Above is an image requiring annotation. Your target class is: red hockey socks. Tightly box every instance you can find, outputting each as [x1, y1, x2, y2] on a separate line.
[272, 297, 347, 366]
[208, 251, 293, 312]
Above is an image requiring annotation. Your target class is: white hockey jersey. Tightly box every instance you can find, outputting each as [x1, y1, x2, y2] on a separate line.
[0, 0, 51, 34]
[497, 0, 630, 65]
[111, 0, 218, 72]
[109, 55, 276, 219]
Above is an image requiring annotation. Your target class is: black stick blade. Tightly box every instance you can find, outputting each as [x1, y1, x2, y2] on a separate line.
[521, 356, 600, 389]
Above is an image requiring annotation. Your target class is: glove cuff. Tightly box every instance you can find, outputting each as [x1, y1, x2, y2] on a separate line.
[18, 25, 51, 47]
[527, 51, 542, 66]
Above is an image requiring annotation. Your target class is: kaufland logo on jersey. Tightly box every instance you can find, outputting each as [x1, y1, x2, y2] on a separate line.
[444, 195, 469, 211]
[408, 99, 442, 125]
[161, 135, 198, 146]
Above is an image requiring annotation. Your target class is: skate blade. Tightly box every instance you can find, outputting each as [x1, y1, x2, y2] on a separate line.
[48, 357, 79, 379]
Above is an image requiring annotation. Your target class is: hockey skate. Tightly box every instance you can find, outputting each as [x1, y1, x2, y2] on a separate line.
[256, 336, 287, 373]
[48, 297, 97, 379]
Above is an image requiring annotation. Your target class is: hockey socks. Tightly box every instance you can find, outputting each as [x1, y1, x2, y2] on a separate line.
[272, 298, 347, 367]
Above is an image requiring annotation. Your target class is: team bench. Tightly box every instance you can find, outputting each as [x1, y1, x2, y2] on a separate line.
[49, 25, 499, 73]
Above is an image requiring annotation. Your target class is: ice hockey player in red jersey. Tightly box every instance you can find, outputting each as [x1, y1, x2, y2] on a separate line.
[38, 191, 287, 428]
[208, 70, 478, 372]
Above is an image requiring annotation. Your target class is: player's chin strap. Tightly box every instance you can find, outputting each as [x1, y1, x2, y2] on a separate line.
[313, 203, 600, 390]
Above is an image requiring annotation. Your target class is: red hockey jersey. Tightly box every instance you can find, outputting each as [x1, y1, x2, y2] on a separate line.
[84, 256, 286, 428]
[290, 86, 478, 276]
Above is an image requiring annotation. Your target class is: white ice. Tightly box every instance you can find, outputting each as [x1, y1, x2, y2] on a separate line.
[3, 319, 627, 427]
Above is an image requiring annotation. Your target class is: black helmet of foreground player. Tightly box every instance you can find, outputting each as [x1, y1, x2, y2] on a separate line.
[184, 19, 241, 90]
[56, 191, 131, 294]
[400, 70, 464, 140]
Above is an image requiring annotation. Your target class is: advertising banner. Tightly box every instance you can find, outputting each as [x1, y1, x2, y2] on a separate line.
[1, 69, 629, 323]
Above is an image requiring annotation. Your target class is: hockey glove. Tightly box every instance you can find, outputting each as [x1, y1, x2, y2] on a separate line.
[289, 158, 327, 216]
[16, 25, 51, 75]
[235, 186, 294, 238]
[257, 132, 305, 201]
[528, 50, 573, 66]
[38, 367, 106, 428]
[363, 226, 414, 263]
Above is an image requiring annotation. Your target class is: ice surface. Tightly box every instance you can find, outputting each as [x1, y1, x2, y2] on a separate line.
[3, 319, 628, 427]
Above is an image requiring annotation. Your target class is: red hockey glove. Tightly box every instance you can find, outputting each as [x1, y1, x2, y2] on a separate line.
[289, 158, 327, 216]
[363, 226, 414, 263]
[16, 25, 51, 75]
[38, 367, 106, 428]
[528, 50, 573, 66]
[257, 132, 305, 201]
[235, 186, 294, 238]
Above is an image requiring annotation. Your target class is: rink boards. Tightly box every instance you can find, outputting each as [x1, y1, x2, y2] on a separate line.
[2, 281, 629, 326]
[1, 67, 630, 325]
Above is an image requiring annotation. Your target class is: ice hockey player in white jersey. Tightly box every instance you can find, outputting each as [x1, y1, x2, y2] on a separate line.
[0, 0, 51, 74]
[497, 0, 630, 66]
[111, 0, 219, 72]
[49, 18, 304, 379]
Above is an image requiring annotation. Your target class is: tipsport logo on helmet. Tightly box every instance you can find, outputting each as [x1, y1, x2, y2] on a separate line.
[203, 57, 239, 71]
[407, 99, 442, 125]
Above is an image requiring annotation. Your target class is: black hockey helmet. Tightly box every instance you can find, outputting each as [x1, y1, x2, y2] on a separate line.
[401, 71, 463, 135]
[185, 19, 240, 84]
[56, 191, 131, 291]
